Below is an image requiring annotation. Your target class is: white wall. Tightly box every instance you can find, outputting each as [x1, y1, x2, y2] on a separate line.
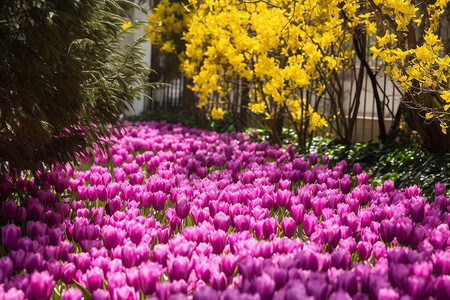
[123, 3, 152, 117]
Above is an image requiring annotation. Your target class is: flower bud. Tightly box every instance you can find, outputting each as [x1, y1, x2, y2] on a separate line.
[2, 224, 20, 251]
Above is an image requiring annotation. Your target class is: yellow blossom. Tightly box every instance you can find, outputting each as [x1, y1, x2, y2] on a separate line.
[211, 107, 226, 120]
[122, 21, 132, 31]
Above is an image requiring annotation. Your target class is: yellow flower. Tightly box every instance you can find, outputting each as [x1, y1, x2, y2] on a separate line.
[442, 90, 450, 103]
[249, 102, 266, 114]
[122, 21, 132, 31]
[211, 107, 225, 120]
[425, 112, 433, 119]
[440, 123, 448, 134]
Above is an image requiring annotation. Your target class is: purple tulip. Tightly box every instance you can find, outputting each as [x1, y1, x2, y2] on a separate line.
[168, 255, 191, 281]
[322, 225, 341, 249]
[26, 271, 55, 300]
[306, 274, 330, 300]
[176, 195, 190, 219]
[281, 217, 296, 238]
[15, 206, 27, 224]
[220, 254, 239, 277]
[353, 163, 362, 175]
[234, 215, 250, 232]
[251, 273, 275, 300]
[290, 204, 305, 225]
[62, 288, 83, 300]
[102, 225, 119, 250]
[2, 224, 20, 251]
[210, 229, 227, 254]
[331, 251, 351, 270]
[78, 185, 88, 201]
[24, 252, 42, 273]
[435, 183, 446, 197]
[339, 175, 352, 194]
[86, 266, 104, 292]
[357, 241, 372, 260]
[263, 217, 278, 239]
[88, 186, 98, 202]
[1, 199, 17, 220]
[309, 153, 318, 165]
[92, 289, 110, 300]
[238, 257, 260, 280]
[434, 251, 450, 275]
[114, 285, 139, 300]
[213, 211, 231, 232]
[435, 275, 450, 300]
[55, 171, 70, 193]
[193, 286, 219, 300]
[395, 218, 414, 245]
[27, 202, 44, 221]
[153, 191, 167, 211]
[211, 272, 228, 291]
[122, 243, 137, 268]
[303, 213, 318, 237]
[380, 219, 396, 243]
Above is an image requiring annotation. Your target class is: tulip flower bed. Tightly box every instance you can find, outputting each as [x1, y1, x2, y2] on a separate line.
[1, 121, 450, 300]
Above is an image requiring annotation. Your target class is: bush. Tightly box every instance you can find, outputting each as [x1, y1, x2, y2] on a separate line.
[0, 0, 152, 176]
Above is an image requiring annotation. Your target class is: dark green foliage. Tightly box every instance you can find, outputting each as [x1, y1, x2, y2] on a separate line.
[0, 0, 152, 176]
[124, 110, 199, 128]
[309, 138, 450, 198]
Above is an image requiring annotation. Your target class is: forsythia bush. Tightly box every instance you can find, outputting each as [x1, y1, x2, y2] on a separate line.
[346, 0, 450, 134]
[147, 0, 450, 143]
[147, 0, 352, 142]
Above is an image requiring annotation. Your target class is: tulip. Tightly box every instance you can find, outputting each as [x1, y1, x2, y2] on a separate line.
[234, 215, 250, 232]
[322, 225, 341, 249]
[176, 195, 190, 220]
[435, 275, 450, 300]
[1, 199, 17, 220]
[122, 243, 137, 268]
[210, 230, 227, 254]
[435, 183, 446, 197]
[26, 271, 55, 300]
[303, 213, 318, 237]
[251, 273, 275, 300]
[290, 204, 305, 225]
[140, 262, 163, 295]
[15, 206, 27, 224]
[356, 173, 369, 185]
[153, 191, 167, 211]
[380, 219, 396, 243]
[55, 171, 70, 193]
[211, 272, 228, 291]
[339, 175, 352, 194]
[357, 241, 372, 260]
[281, 217, 296, 238]
[86, 266, 104, 292]
[193, 286, 219, 300]
[434, 251, 450, 275]
[114, 286, 139, 300]
[353, 163, 362, 175]
[168, 255, 191, 281]
[102, 225, 119, 250]
[213, 211, 231, 232]
[62, 287, 83, 300]
[395, 218, 414, 245]
[24, 252, 42, 273]
[92, 289, 110, 300]
[220, 254, 239, 277]
[331, 250, 351, 270]
[263, 217, 278, 239]
[2, 224, 20, 251]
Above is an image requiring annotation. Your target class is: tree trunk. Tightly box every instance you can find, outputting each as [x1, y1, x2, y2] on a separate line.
[182, 77, 207, 128]
[407, 94, 450, 152]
